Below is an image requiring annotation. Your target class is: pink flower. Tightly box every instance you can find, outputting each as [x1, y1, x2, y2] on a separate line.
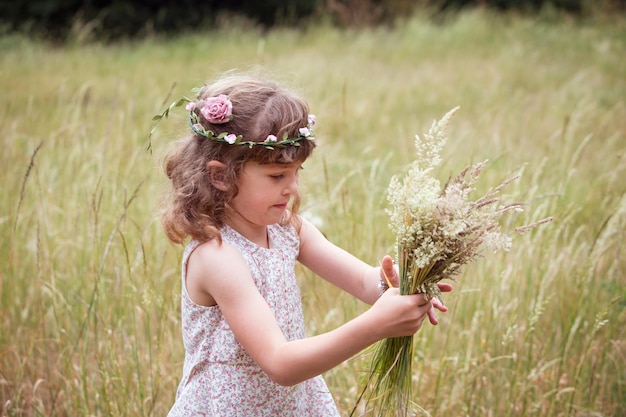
[299, 127, 311, 137]
[308, 114, 316, 126]
[185, 102, 196, 111]
[264, 135, 278, 143]
[224, 134, 237, 144]
[200, 94, 233, 124]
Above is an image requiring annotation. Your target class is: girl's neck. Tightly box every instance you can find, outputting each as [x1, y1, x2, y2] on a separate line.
[225, 217, 270, 249]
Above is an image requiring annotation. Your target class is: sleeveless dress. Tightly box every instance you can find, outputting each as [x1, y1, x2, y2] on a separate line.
[167, 223, 341, 417]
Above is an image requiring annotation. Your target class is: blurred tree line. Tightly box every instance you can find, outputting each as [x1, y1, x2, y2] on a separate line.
[0, 0, 623, 41]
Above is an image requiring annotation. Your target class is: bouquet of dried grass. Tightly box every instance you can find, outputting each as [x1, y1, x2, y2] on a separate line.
[352, 107, 552, 417]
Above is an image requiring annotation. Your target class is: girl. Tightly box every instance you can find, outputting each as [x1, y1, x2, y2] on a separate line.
[159, 73, 452, 416]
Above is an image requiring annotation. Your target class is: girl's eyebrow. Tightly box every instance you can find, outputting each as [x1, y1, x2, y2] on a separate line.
[264, 162, 302, 170]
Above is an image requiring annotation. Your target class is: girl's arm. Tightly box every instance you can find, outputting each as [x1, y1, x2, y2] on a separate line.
[297, 217, 451, 324]
[186, 238, 439, 387]
[297, 217, 391, 304]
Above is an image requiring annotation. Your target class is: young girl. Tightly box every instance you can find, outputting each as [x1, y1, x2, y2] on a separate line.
[159, 73, 452, 417]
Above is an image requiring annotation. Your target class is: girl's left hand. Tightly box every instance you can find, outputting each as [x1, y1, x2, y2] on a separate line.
[379, 255, 453, 326]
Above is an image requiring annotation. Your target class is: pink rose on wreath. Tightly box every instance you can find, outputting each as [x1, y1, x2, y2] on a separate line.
[200, 94, 233, 124]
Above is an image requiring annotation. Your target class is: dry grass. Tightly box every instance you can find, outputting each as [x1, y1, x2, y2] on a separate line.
[1, 9, 625, 417]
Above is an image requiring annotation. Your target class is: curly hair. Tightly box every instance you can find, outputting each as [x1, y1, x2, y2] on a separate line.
[160, 74, 316, 244]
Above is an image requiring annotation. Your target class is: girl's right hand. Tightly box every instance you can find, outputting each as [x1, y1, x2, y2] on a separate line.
[366, 288, 441, 339]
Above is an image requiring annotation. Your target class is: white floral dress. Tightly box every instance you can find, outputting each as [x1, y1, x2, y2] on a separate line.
[168, 223, 341, 417]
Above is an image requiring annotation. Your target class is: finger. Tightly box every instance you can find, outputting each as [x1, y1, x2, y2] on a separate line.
[431, 297, 448, 313]
[390, 262, 400, 287]
[427, 308, 439, 325]
[380, 255, 397, 287]
[381, 255, 394, 277]
[437, 282, 453, 292]
[417, 313, 428, 329]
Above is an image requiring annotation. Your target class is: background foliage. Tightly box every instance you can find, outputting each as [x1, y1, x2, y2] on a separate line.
[1, 5, 625, 417]
[0, 0, 625, 40]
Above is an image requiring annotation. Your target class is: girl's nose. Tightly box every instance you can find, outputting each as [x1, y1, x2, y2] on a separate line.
[283, 175, 299, 195]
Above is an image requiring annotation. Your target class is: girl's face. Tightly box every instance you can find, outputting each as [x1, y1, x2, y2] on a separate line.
[227, 160, 303, 229]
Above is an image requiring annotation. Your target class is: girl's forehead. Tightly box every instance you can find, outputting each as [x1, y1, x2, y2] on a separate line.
[244, 160, 304, 170]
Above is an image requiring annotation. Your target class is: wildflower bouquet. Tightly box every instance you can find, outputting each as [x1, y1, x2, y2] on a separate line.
[353, 107, 552, 416]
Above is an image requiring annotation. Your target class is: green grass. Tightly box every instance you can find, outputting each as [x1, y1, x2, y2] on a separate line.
[1, 9, 625, 417]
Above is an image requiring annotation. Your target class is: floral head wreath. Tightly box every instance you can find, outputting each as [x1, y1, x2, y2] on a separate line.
[149, 88, 316, 151]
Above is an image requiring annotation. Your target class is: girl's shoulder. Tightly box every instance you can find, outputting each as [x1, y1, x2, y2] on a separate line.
[296, 215, 323, 242]
[187, 237, 245, 268]
[184, 238, 253, 305]
[271, 220, 301, 246]
[184, 237, 250, 287]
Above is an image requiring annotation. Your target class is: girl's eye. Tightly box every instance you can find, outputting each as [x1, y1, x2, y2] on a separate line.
[269, 165, 302, 179]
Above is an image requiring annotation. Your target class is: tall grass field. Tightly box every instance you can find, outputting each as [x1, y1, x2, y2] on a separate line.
[1, 9, 624, 417]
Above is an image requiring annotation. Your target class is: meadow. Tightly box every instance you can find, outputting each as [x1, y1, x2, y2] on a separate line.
[1, 9, 625, 417]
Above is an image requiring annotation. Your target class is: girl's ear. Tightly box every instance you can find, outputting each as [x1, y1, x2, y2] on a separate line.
[207, 160, 228, 191]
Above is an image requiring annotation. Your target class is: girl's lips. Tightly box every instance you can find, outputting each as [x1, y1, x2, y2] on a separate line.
[273, 203, 288, 210]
